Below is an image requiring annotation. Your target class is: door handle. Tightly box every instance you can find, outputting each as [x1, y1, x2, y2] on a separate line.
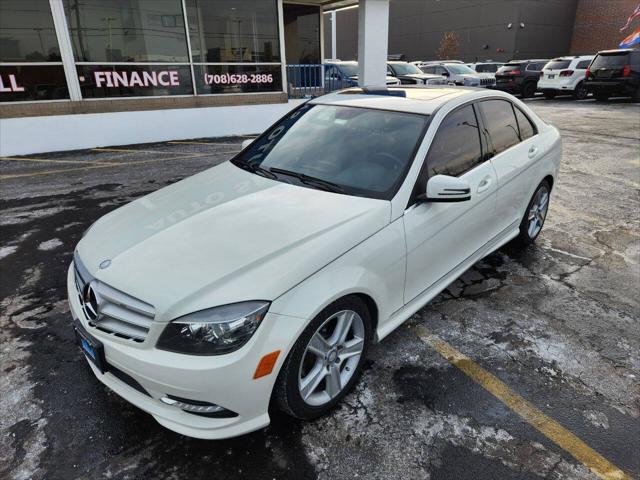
[477, 176, 493, 193]
[528, 146, 539, 158]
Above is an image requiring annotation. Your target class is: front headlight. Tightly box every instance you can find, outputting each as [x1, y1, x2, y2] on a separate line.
[157, 301, 270, 355]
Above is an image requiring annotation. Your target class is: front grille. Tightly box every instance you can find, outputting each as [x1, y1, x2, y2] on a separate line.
[480, 77, 496, 86]
[74, 254, 155, 343]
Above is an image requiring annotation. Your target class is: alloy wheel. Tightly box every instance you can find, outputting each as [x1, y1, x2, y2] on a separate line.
[298, 310, 365, 406]
[527, 185, 549, 238]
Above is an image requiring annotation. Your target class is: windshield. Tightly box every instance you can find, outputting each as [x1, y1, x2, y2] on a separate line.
[336, 63, 358, 77]
[545, 60, 571, 70]
[446, 64, 476, 74]
[591, 53, 630, 68]
[390, 63, 423, 75]
[233, 104, 428, 199]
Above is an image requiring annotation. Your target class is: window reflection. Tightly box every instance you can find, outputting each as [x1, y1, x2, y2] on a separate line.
[0, 0, 61, 62]
[0, 65, 69, 101]
[185, 0, 280, 63]
[63, 0, 189, 62]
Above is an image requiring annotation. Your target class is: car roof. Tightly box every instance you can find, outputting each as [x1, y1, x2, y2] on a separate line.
[597, 48, 635, 54]
[309, 86, 512, 116]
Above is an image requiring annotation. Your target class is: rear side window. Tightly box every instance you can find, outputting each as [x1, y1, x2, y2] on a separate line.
[545, 60, 571, 70]
[476, 64, 499, 73]
[514, 106, 537, 140]
[576, 60, 591, 69]
[427, 105, 483, 177]
[591, 53, 630, 68]
[478, 100, 520, 155]
[421, 66, 435, 74]
[526, 63, 543, 71]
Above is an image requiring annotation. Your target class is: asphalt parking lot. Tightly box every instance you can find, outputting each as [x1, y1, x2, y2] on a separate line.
[1, 97, 639, 480]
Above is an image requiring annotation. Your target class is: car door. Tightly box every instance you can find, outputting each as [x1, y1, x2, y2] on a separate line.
[403, 103, 499, 303]
[477, 99, 541, 232]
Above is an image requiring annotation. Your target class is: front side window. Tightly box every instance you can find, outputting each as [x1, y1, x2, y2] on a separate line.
[420, 66, 435, 74]
[233, 104, 428, 199]
[478, 100, 520, 155]
[426, 104, 483, 178]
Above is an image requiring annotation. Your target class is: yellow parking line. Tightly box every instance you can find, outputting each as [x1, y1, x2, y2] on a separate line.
[0, 156, 109, 165]
[415, 325, 631, 480]
[0, 153, 210, 180]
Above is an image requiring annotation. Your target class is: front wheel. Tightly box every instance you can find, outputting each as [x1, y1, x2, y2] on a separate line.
[572, 82, 588, 100]
[273, 296, 372, 420]
[514, 180, 551, 245]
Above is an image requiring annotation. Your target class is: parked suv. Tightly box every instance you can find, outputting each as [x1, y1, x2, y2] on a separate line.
[538, 56, 594, 100]
[466, 62, 504, 73]
[585, 49, 640, 101]
[493, 60, 548, 98]
[386, 62, 447, 85]
[418, 62, 496, 88]
[324, 61, 400, 89]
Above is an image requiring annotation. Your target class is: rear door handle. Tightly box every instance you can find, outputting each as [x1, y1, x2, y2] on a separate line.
[477, 176, 493, 193]
[528, 146, 539, 158]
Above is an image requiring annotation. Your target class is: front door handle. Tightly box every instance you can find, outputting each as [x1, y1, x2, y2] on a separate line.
[528, 146, 539, 158]
[477, 176, 493, 193]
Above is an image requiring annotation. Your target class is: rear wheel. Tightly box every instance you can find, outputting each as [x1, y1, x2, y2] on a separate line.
[543, 90, 557, 100]
[521, 82, 537, 98]
[594, 91, 609, 101]
[514, 180, 551, 246]
[572, 82, 588, 100]
[274, 296, 372, 420]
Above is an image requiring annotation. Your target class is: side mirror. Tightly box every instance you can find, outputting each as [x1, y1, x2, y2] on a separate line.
[241, 138, 254, 150]
[442, 72, 450, 77]
[420, 175, 471, 202]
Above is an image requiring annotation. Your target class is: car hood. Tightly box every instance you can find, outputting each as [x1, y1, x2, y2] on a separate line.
[76, 162, 391, 320]
[398, 73, 441, 80]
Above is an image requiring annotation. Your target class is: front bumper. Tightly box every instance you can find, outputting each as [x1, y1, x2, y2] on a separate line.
[67, 263, 304, 439]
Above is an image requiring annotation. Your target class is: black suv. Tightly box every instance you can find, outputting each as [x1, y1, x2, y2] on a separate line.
[585, 49, 640, 101]
[493, 59, 548, 98]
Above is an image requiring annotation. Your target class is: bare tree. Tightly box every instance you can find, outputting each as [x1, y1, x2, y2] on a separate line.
[437, 31, 460, 60]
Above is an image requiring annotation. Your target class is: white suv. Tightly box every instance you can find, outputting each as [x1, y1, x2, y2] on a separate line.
[69, 86, 561, 439]
[538, 55, 594, 100]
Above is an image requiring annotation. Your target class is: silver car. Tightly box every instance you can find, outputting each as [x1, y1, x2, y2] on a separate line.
[419, 63, 496, 88]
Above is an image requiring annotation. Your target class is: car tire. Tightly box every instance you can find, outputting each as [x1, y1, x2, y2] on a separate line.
[543, 90, 557, 100]
[595, 91, 609, 102]
[514, 180, 551, 246]
[273, 295, 372, 420]
[521, 82, 537, 98]
[572, 82, 588, 100]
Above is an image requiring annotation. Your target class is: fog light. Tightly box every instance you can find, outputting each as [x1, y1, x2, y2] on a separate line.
[160, 395, 238, 418]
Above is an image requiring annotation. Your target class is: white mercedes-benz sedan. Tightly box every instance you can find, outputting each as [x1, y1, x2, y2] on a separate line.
[69, 86, 561, 439]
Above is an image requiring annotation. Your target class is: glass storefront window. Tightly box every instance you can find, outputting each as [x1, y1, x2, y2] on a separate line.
[194, 64, 281, 94]
[0, 65, 69, 101]
[0, 0, 61, 62]
[186, 0, 280, 63]
[77, 64, 192, 98]
[63, 0, 189, 62]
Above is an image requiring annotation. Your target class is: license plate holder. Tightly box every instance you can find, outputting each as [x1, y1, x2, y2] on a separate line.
[74, 321, 108, 374]
[548, 74, 555, 79]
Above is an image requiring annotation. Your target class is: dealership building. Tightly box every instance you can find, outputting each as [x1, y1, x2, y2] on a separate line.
[0, 0, 369, 156]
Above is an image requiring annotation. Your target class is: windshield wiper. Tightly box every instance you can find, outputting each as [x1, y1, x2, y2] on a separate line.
[268, 167, 344, 193]
[232, 159, 277, 179]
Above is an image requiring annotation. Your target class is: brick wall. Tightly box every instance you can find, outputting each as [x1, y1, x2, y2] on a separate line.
[570, 0, 639, 54]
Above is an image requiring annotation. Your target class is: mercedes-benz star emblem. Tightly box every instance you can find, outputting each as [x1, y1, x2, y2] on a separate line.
[99, 259, 111, 269]
[82, 284, 99, 321]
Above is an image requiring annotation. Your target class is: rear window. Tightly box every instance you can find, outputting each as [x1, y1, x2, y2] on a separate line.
[476, 63, 500, 73]
[591, 52, 630, 68]
[498, 64, 522, 73]
[545, 60, 571, 70]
